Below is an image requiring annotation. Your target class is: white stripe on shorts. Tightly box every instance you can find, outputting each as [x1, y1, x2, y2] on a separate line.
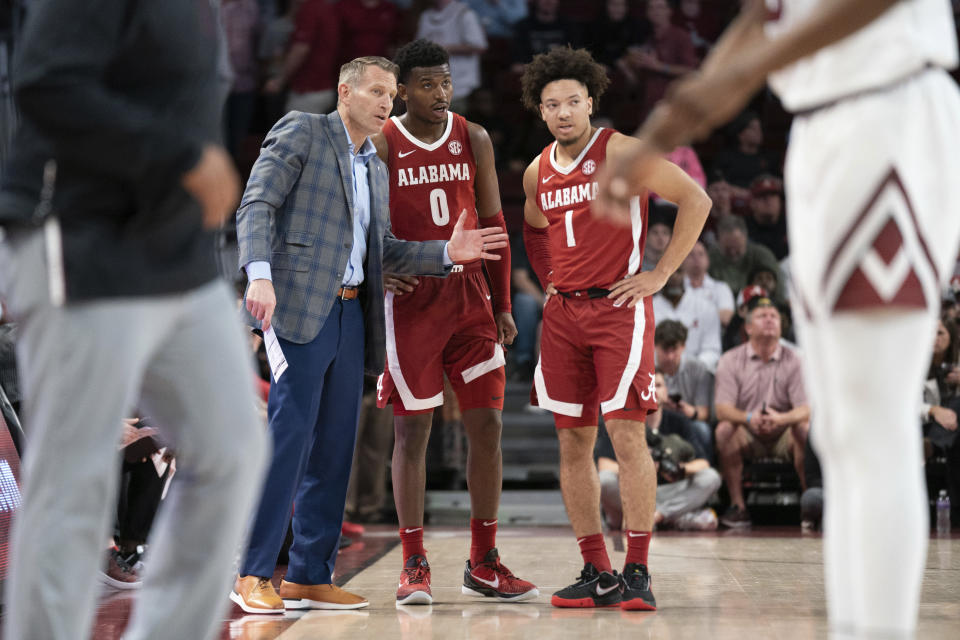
[600, 298, 647, 415]
[384, 291, 444, 411]
[461, 344, 505, 383]
[534, 359, 583, 417]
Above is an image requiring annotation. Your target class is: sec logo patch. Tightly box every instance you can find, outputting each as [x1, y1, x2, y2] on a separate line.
[582, 159, 596, 175]
[448, 140, 463, 155]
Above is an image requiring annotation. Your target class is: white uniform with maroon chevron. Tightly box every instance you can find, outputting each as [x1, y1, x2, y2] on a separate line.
[764, 1, 960, 636]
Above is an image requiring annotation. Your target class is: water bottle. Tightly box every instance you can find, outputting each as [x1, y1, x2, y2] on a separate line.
[936, 490, 951, 536]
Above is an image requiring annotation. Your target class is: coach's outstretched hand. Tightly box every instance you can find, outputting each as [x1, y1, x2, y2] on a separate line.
[446, 210, 509, 263]
[607, 270, 669, 308]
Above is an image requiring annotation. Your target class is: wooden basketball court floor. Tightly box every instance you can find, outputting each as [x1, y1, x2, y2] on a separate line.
[79, 525, 960, 639]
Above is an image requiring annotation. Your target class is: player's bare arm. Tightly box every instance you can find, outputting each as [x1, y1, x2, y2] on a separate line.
[372, 131, 420, 295]
[604, 133, 710, 308]
[470, 121, 517, 345]
[594, 0, 902, 225]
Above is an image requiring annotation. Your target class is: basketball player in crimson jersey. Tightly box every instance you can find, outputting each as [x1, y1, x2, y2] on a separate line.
[371, 40, 537, 606]
[595, 1, 960, 636]
[519, 47, 711, 610]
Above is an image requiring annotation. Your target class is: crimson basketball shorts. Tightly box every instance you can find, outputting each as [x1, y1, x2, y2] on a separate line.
[533, 293, 657, 429]
[377, 262, 505, 415]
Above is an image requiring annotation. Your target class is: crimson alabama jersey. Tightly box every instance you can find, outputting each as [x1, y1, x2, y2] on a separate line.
[535, 128, 648, 291]
[382, 111, 478, 245]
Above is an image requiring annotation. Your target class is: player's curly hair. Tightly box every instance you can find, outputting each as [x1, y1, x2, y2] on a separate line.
[520, 47, 610, 114]
[393, 39, 450, 84]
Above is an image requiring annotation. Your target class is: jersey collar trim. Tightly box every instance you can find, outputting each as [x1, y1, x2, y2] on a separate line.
[390, 111, 454, 151]
[549, 127, 604, 175]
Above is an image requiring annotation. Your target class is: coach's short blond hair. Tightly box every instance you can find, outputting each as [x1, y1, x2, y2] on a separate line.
[338, 56, 399, 88]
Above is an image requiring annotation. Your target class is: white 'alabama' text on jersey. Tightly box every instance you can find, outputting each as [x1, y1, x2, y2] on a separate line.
[765, 0, 959, 111]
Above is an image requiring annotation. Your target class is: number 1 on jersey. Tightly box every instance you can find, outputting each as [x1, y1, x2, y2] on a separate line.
[430, 188, 450, 226]
[564, 209, 576, 247]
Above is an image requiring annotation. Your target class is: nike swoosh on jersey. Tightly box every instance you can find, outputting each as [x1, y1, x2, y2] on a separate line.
[542, 174, 556, 184]
[595, 582, 619, 596]
[471, 573, 499, 589]
[398, 150, 416, 158]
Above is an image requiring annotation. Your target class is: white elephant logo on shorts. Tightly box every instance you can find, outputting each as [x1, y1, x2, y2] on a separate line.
[640, 373, 656, 404]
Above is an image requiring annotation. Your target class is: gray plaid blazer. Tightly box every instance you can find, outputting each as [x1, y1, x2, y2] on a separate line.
[237, 110, 449, 376]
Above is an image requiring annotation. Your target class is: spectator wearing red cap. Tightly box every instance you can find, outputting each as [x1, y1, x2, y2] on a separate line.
[746, 174, 789, 261]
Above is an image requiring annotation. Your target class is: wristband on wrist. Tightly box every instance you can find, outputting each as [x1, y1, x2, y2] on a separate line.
[746, 411, 753, 426]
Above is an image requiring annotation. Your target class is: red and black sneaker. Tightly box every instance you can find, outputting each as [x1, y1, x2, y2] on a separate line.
[396, 554, 432, 606]
[550, 563, 621, 608]
[620, 563, 656, 611]
[462, 548, 539, 602]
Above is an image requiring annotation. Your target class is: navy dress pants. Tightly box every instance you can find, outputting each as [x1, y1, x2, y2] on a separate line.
[241, 298, 364, 584]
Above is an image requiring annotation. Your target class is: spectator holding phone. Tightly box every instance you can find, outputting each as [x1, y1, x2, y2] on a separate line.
[654, 319, 714, 460]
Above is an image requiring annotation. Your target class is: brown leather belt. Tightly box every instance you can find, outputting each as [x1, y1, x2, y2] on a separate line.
[336, 286, 360, 300]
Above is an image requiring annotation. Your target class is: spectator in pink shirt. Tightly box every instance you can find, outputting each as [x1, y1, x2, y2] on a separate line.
[714, 295, 810, 528]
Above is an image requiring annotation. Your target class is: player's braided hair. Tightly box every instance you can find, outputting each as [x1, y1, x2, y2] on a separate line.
[393, 39, 450, 84]
[520, 47, 610, 115]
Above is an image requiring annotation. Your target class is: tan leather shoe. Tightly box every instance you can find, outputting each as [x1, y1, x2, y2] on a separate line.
[230, 575, 284, 614]
[279, 579, 369, 610]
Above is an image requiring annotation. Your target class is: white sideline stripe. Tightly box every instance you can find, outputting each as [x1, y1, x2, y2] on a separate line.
[600, 298, 646, 414]
[533, 360, 583, 417]
[460, 344, 505, 383]
[384, 291, 444, 410]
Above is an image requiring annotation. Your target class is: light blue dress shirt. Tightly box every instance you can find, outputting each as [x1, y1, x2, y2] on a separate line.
[341, 120, 374, 286]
